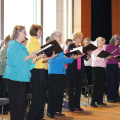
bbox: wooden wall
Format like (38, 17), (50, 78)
(112, 0), (120, 36)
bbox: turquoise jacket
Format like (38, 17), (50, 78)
(48, 52), (73, 74)
(3, 40), (35, 82)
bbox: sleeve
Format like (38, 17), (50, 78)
(27, 59), (35, 70)
(64, 57), (74, 64)
(0, 49), (7, 69)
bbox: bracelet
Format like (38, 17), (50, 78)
(36, 58), (38, 61)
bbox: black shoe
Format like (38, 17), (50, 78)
(90, 102), (98, 108)
(113, 99), (120, 102)
(47, 113), (54, 118)
(55, 112), (65, 116)
(76, 107), (84, 111)
(70, 108), (77, 113)
(97, 102), (107, 106)
(107, 100), (115, 103)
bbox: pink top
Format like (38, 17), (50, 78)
(75, 45), (81, 70)
(64, 49), (68, 69)
(91, 48), (106, 68)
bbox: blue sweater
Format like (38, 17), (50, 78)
(3, 40), (35, 82)
(48, 52), (73, 74)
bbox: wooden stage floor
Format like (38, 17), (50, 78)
(1, 96), (120, 120)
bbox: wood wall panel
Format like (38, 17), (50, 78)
(112, 0), (120, 36)
(81, 0), (91, 39)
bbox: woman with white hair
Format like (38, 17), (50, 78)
(47, 30), (75, 118)
(105, 35), (120, 103)
(90, 37), (111, 107)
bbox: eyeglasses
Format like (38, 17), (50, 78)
(56, 36), (62, 38)
(78, 36), (83, 39)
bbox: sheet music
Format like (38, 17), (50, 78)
(36, 44), (52, 54)
(111, 48), (118, 54)
(70, 46), (83, 53)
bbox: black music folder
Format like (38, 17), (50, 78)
(64, 46), (83, 57)
(114, 55), (120, 62)
(97, 50), (111, 58)
(83, 44), (97, 53)
(36, 40), (63, 57)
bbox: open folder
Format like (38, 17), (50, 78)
(64, 46), (83, 57)
(36, 40), (63, 57)
(97, 50), (111, 58)
(83, 44), (97, 53)
(114, 55), (120, 62)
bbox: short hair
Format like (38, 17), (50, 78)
(29, 24), (42, 36)
(51, 30), (62, 41)
(11, 25), (25, 40)
(65, 39), (73, 45)
(45, 36), (50, 42)
(96, 37), (106, 43)
(109, 35), (120, 46)
(72, 32), (83, 41)
(83, 37), (91, 45)
(4, 35), (11, 43)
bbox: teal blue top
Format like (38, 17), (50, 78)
(3, 40), (35, 82)
(48, 52), (73, 74)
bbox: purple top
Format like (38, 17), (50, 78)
(105, 44), (120, 64)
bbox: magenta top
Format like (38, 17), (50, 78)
(105, 44), (120, 64)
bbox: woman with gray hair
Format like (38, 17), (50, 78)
(3, 25), (44, 120)
(105, 35), (120, 103)
(47, 30), (75, 118)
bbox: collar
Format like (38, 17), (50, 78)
(30, 36), (39, 42)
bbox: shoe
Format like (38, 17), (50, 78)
(0, 111), (8, 115)
(47, 113), (54, 118)
(90, 102), (98, 108)
(107, 100), (115, 103)
(97, 102), (107, 106)
(113, 99), (120, 102)
(40, 119), (45, 120)
(76, 107), (84, 111)
(55, 112), (65, 116)
(70, 108), (77, 113)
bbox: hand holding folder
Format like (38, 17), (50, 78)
(97, 50), (112, 58)
(114, 55), (120, 62)
(36, 40), (63, 57)
(97, 48), (118, 58)
(64, 46), (83, 57)
(65, 43), (97, 57)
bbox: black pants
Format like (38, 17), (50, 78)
(0, 75), (8, 97)
(0, 76), (9, 112)
(91, 67), (106, 103)
(29, 69), (47, 120)
(47, 74), (65, 115)
(8, 80), (26, 120)
(68, 70), (82, 110)
(106, 64), (119, 100)
(85, 66), (92, 85)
